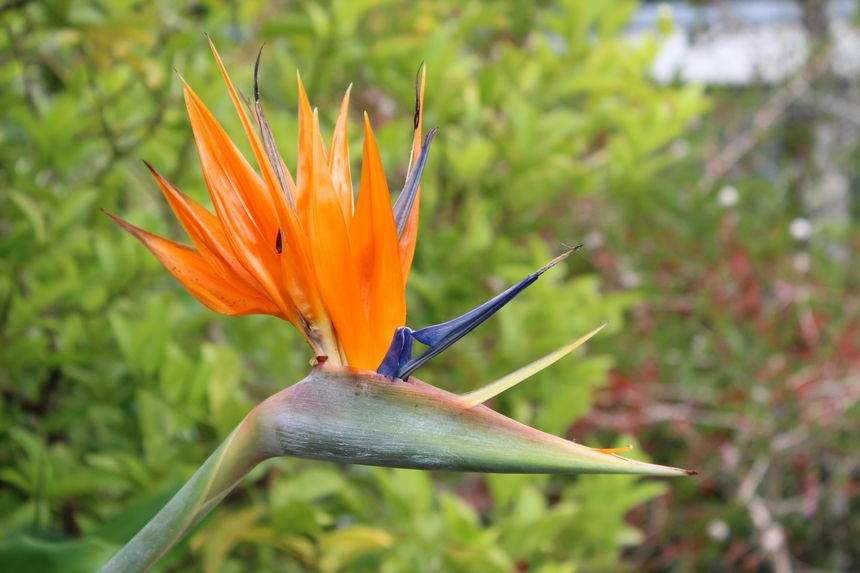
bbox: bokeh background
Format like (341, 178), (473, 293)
(1, 1), (859, 572)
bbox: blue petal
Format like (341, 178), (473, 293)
(377, 327), (414, 378)
(393, 129), (437, 239)
(394, 250), (578, 380)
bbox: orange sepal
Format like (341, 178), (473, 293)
(350, 114), (405, 364)
(106, 211), (281, 317)
(276, 213), (337, 358)
(207, 39), (293, 230)
(182, 81), (298, 327)
(182, 78), (279, 242)
(145, 162), (263, 295)
(294, 73), (315, 230)
(328, 86), (353, 222)
(307, 111), (374, 369)
(205, 44), (337, 357)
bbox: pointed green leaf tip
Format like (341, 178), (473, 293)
(254, 364), (695, 476)
(458, 323), (607, 407)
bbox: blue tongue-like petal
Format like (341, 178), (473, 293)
(377, 249), (579, 380)
(393, 129), (437, 239)
(376, 327), (414, 378)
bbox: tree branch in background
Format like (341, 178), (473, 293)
(699, 50), (832, 193)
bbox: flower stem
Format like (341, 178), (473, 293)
(98, 412), (268, 573)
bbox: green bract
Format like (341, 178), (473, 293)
(101, 364), (691, 573)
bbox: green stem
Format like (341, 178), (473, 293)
(98, 412), (267, 573)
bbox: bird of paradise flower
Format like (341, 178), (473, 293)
(99, 40), (694, 573)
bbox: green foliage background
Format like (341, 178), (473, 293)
(0, 0), (774, 571)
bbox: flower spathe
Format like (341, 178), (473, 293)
(108, 39), (425, 371)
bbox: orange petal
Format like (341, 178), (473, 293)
(328, 85), (353, 222)
(351, 114), (405, 365)
(145, 162), (264, 295)
(398, 64), (426, 287)
(106, 212), (281, 317)
(308, 111), (374, 369)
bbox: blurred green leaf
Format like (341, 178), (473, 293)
(0, 535), (118, 573)
(318, 526), (395, 573)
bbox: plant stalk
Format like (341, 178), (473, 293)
(98, 412), (267, 573)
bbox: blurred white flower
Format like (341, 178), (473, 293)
(707, 519), (730, 542)
(789, 218), (812, 240)
(718, 185), (739, 208)
(761, 524), (785, 552)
